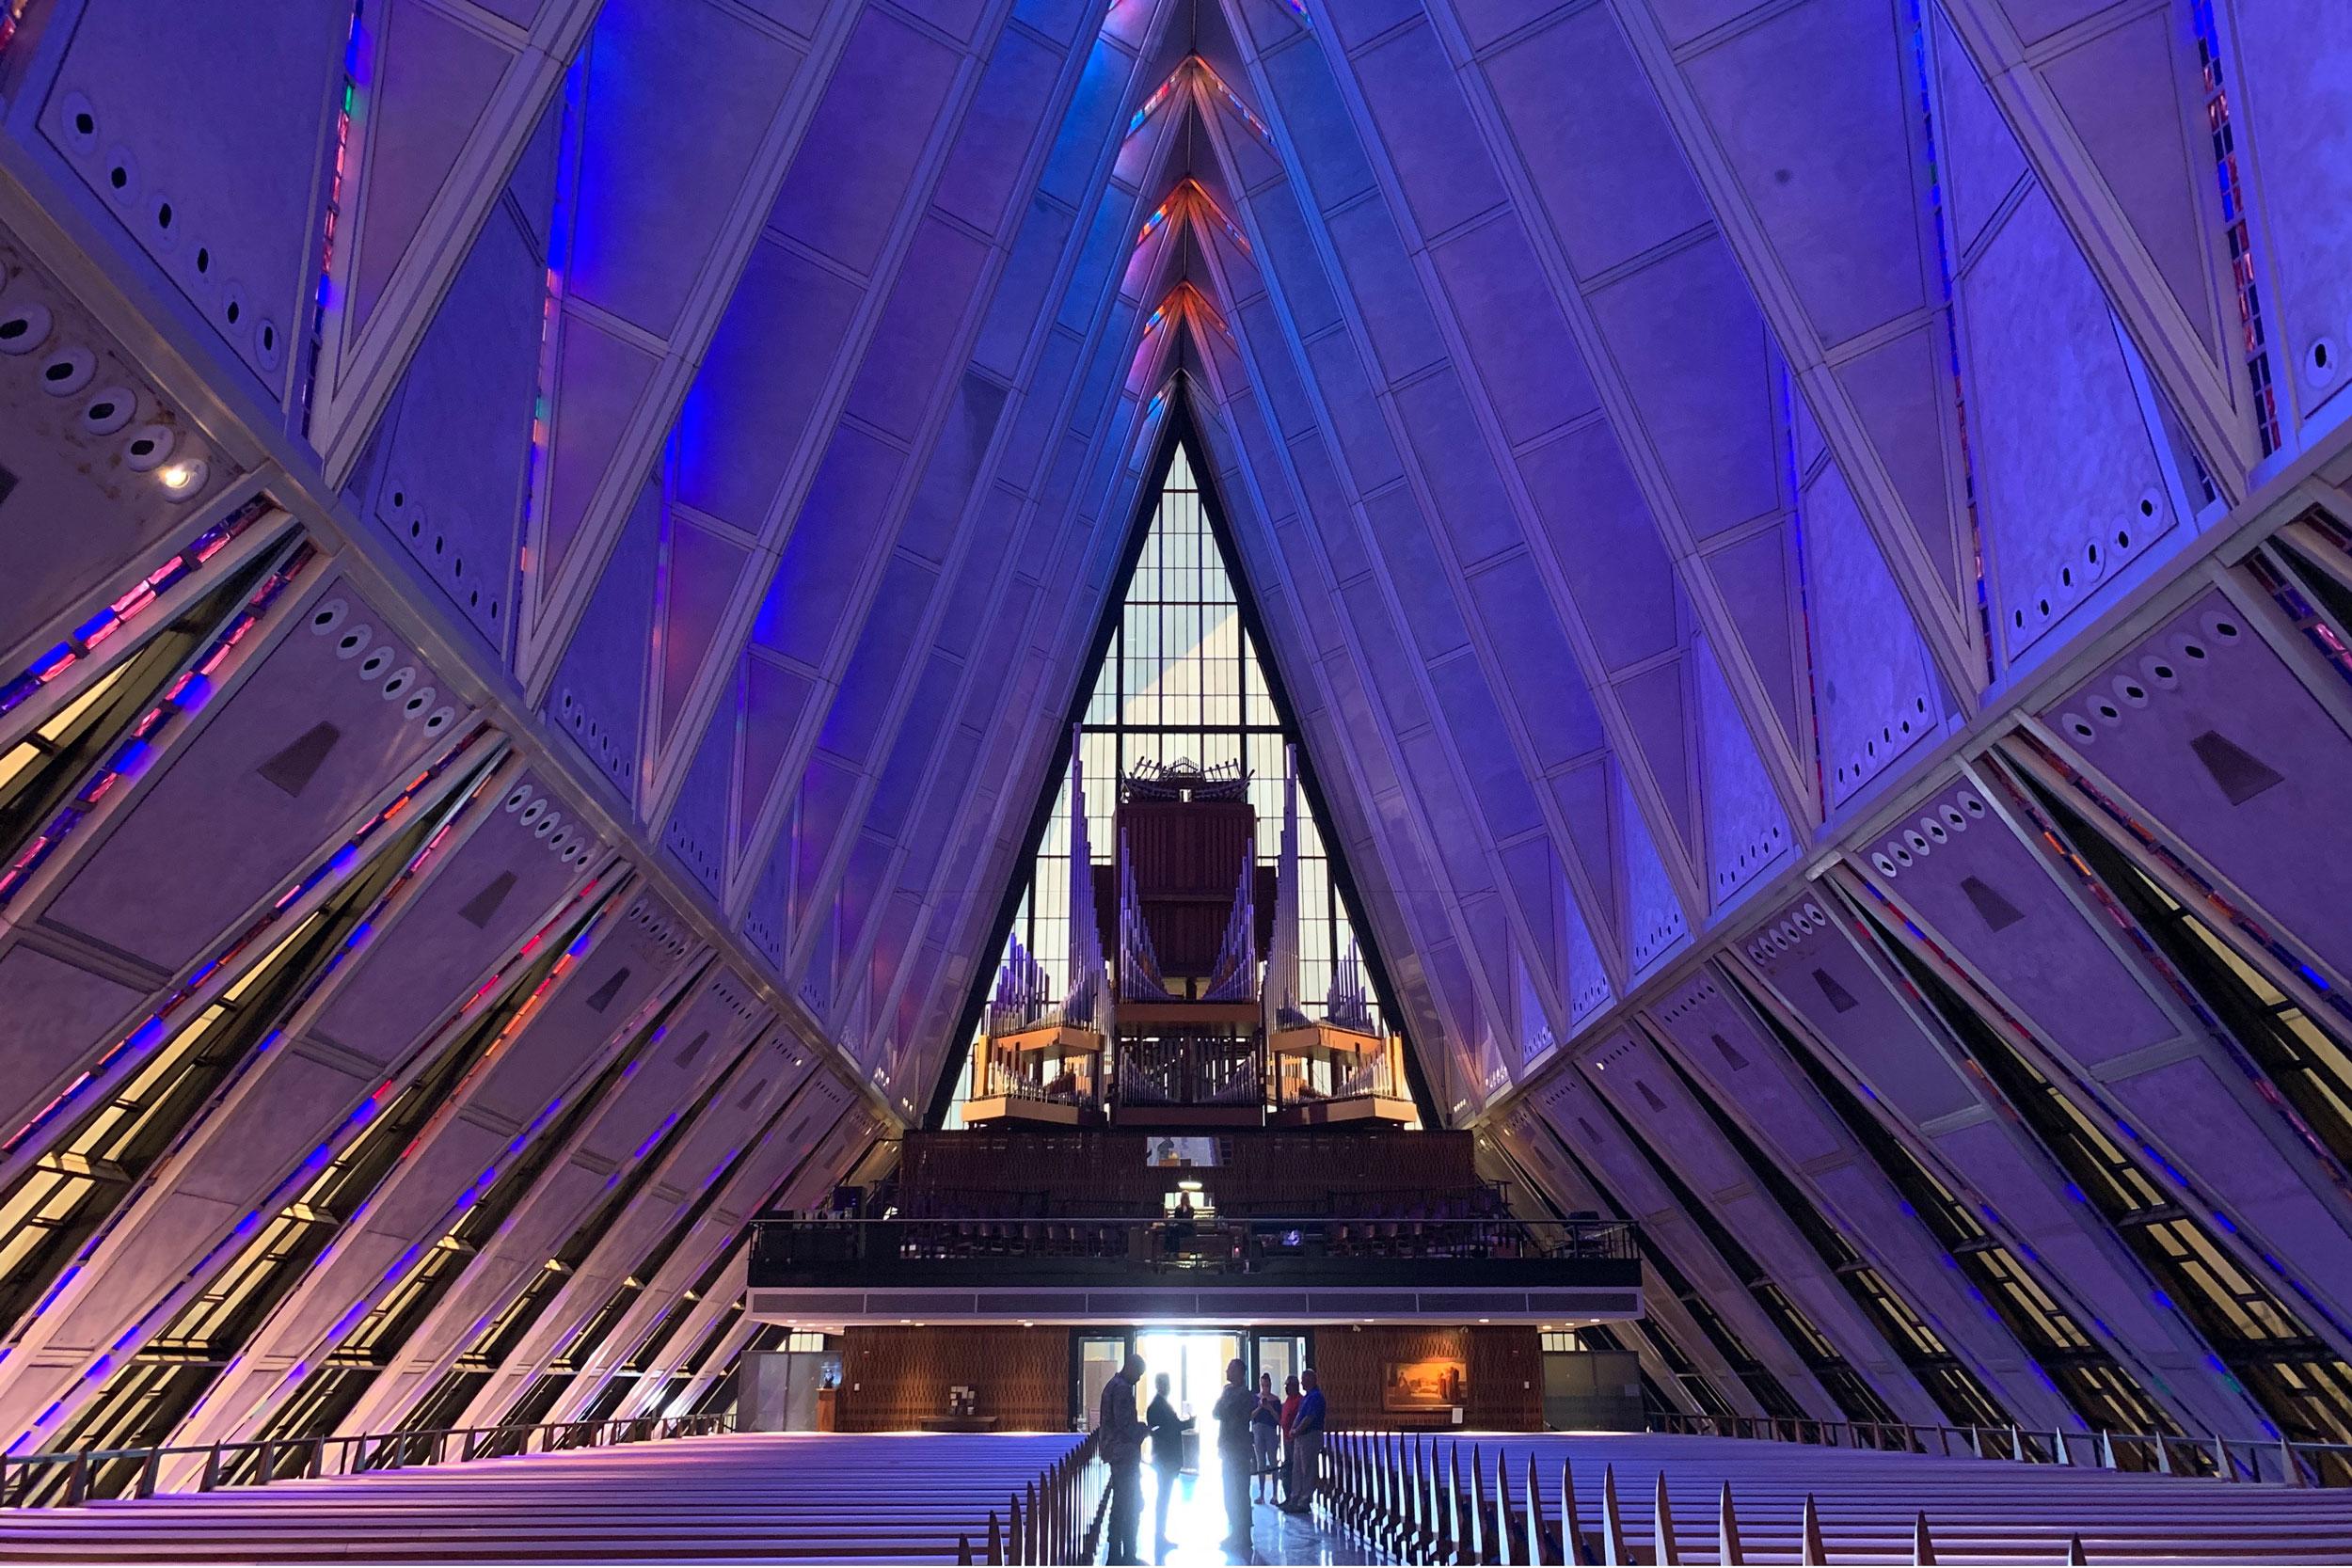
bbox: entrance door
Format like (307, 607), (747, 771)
(1253, 1331), (1308, 1396)
(1135, 1329), (1243, 1473)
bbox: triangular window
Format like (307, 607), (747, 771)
(946, 435), (1399, 1119)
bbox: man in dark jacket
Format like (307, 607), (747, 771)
(1144, 1370), (1193, 1551)
(1100, 1351), (1148, 1564)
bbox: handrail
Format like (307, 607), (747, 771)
(0, 1411), (734, 1510)
(1646, 1409), (2352, 1486)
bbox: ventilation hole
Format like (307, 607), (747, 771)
(123, 423), (174, 472)
(40, 349), (93, 395)
(336, 626), (371, 658)
(155, 200), (172, 230)
(79, 389), (133, 435)
(72, 110), (94, 137)
(195, 246), (211, 275)
(107, 164), (127, 191)
(358, 647), (391, 678)
(0, 304), (53, 353)
(504, 785), (532, 812)
(309, 599), (348, 633)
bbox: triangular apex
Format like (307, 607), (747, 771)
(928, 405), (1431, 1129)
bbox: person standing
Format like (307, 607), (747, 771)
(1281, 1368), (1326, 1516)
(1277, 1375), (1302, 1507)
(1100, 1350), (1149, 1564)
(1248, 1372), (1280, 1502)
(1211, 1357), (1257, 1558)
(1144, 1370), (1193, 1552)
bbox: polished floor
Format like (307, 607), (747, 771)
(1130, 1458), (1384, 1566)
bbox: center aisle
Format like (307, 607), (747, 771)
(1131, 1454), (1385, 1567)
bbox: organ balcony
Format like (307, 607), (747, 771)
(743, 1210), (1643, 1329)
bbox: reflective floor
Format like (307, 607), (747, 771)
(1113, 1461), (1387, 1566)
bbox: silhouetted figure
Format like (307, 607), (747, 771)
(1281, 1368), (1325, 1515)
(1145, 1370), (1192, 1552)
(1101, 1351), (1148, 1564)
(1212, 1357), (1256, 1558)
(1277, 1374), (1301, 1506)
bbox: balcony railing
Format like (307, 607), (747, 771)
(749, 1212), (1640, 1291)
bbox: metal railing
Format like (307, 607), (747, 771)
(751, 1212), (1640, 1274)
(0, 1411), (734, 1510)
(1646, 1409), (2352, 1486)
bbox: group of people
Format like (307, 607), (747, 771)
(1096, 1352), (1327, 1563)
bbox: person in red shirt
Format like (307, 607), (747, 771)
(1278, 1375), (1303, 1507)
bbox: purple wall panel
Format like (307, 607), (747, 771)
(1427, 214), (1598, 445)
(935, 28), (1066, 236)
(1856, 778), (2174, 1062)
(662, 696), (734, 900)
(1694, 634), (1792, 908)
(1741, 895), (1978, 1124)
(544, 473), (658, 799)
(1517, 421), (1676, 672)
(310, 770), (603, 1067)
(358, 196), (538, 652)
(2040, 590), (2352, 979)
(1803, 459), (1945, 806)
(469, 892), (695, 1125)
(1677, 0), (1924, 345)
(1958, 188), (2173, 667)
(0, 236), (240, 659)
(1322, 199), (1446, 383)
(767, 9), (959, 277)
(41, 575), (472, 973)
(843, 218), (991, 442)
(1394, 370), (1520, 568)
(675, 239), (865, 532)
(1584, 241), (1780, 542)
(2233, 0), (2352, 429)
(40, 0), (347, 402)
(342, 0), (515, 337)
(1482, 7), (1708, 282)
(1350, 20), (1507, 237)
(0, 946), (146, 1147)
(566, 0), (804, 336)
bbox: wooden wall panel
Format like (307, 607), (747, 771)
(836, 1327), (1070, 1433)
(1311, 1325), (1542, 1433)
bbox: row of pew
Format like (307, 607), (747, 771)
(0, 1433), (1085, 1562)
(1324, 1431), (2352, 1564)
(8, 1428), (2352, 1562)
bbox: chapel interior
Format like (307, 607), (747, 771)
(1, 0), (2351, 1560)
